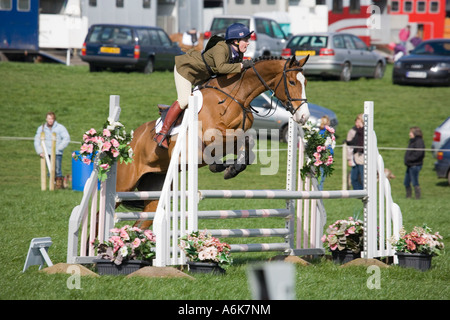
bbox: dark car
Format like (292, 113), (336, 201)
(434, 138), (450, 185)
(393, 38), (450, 85)
(81, 24), (184, 73)
(282, 32), (385, 81)
(250, 91), (338, 143)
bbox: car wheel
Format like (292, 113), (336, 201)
(447, 170), (450, 186)
(143, 59), (154, 74)
(340, 62), (351, 81)
(373, 62), (384, 79)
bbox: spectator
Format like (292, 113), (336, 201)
(346, 114), (364, 190)
(34, 112), (70, 189)
(399, 25), (410, 47)
(318, 116), (334, 190)
(404, 126), (425, 199)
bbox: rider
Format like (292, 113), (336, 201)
(154, 23), (255, 149)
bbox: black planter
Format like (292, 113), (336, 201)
(395, 252), (432, 271)
(331, 250), (361, 264)
(187, 261), (225, 274)
(94, 259), (151, 275)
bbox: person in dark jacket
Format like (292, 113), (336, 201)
(404, 126), (425, 199)
(154, 23), (255, 149)
(346, 114), (364, 190)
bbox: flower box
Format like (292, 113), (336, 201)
(187, 261), (225, 274)
(331, 250), (361, 264)
(395, 252), (432, 271)
(179, 230), (232, 272)
(94, 259), (151, 275)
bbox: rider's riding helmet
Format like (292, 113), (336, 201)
(225, 23), (254, 41)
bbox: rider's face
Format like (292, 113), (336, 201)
(237, 37), (250, 53)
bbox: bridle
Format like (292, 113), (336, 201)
(198, 57), (308, 129)
(252, 58), (308, 116)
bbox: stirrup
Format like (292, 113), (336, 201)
(154, 132), (169, 149)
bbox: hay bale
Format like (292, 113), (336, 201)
(126, 266), (195, 279)
(40, 263), (99, 277)
(340, 258), (390, 268)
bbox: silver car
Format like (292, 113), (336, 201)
(432, 117), (450, 158)
(282, 32), (386, 81)
(250, 91), (338, 143)
(204, 15), (287, 59)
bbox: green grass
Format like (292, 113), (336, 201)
(0, 62), (449, 301)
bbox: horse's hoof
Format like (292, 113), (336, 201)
(223, 164), (246, 180)
(209, 163), (227, 173)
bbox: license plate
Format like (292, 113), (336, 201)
(100, 47), (121, 54)
(295, 50), (316, 56)
(406, 71), (427, 79)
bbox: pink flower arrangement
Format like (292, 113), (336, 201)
(300, 122), (336, 181)
(179, 230), (232, 269)
(391, 225), (444, 256)
(93, 225), (156, 265)
(73, 118), (134, 181)
(321, 217), (364, 253)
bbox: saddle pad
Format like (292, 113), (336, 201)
(155, 88), (203, 136)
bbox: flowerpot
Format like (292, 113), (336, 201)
(187, 261), (225, 274)
(331, 250), (361, 264)
(94, 259), (151, 275)
(395, 252), (432, 271)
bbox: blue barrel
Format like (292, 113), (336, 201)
(71, 151), (99, 191)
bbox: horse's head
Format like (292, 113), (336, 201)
(273, 55), (310, 125)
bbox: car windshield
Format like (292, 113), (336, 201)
(87, 26), (134, 45)
(211, 18), (250, 32)
(411, 41), (450, 56)
(287, 35), (328, 49)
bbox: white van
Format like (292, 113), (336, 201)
(204, 15), (287, 59)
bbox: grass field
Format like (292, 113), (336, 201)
(0, 61), (449, 301)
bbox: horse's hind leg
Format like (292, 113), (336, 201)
(133, 173), (166, 229)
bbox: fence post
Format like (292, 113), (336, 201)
(364, 101), (377, 258)
(49, 133), (56, 191)
(40, 132), (46, 191)
(103, 95), (121, 241)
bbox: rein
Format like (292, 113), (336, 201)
(198, 58), (307, 129)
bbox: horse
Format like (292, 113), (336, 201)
(116, 55), (310, 229)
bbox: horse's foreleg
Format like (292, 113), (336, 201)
(223, 135), (255, 179)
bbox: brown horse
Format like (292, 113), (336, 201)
(116, 55), (310, 228)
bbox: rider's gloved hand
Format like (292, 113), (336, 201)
(242, 59), (254, 69)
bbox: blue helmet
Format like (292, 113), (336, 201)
(225, 23), (254, 41)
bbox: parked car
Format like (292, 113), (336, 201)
(81, 24), (184, 73)
(204, 15), (287, 59)
(282, 32), (386, 81)
(432, 117), (450, 158)
(393, 38), (450, 85)
(250, 91), (338, 143)
(434, 138), (450, 185)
